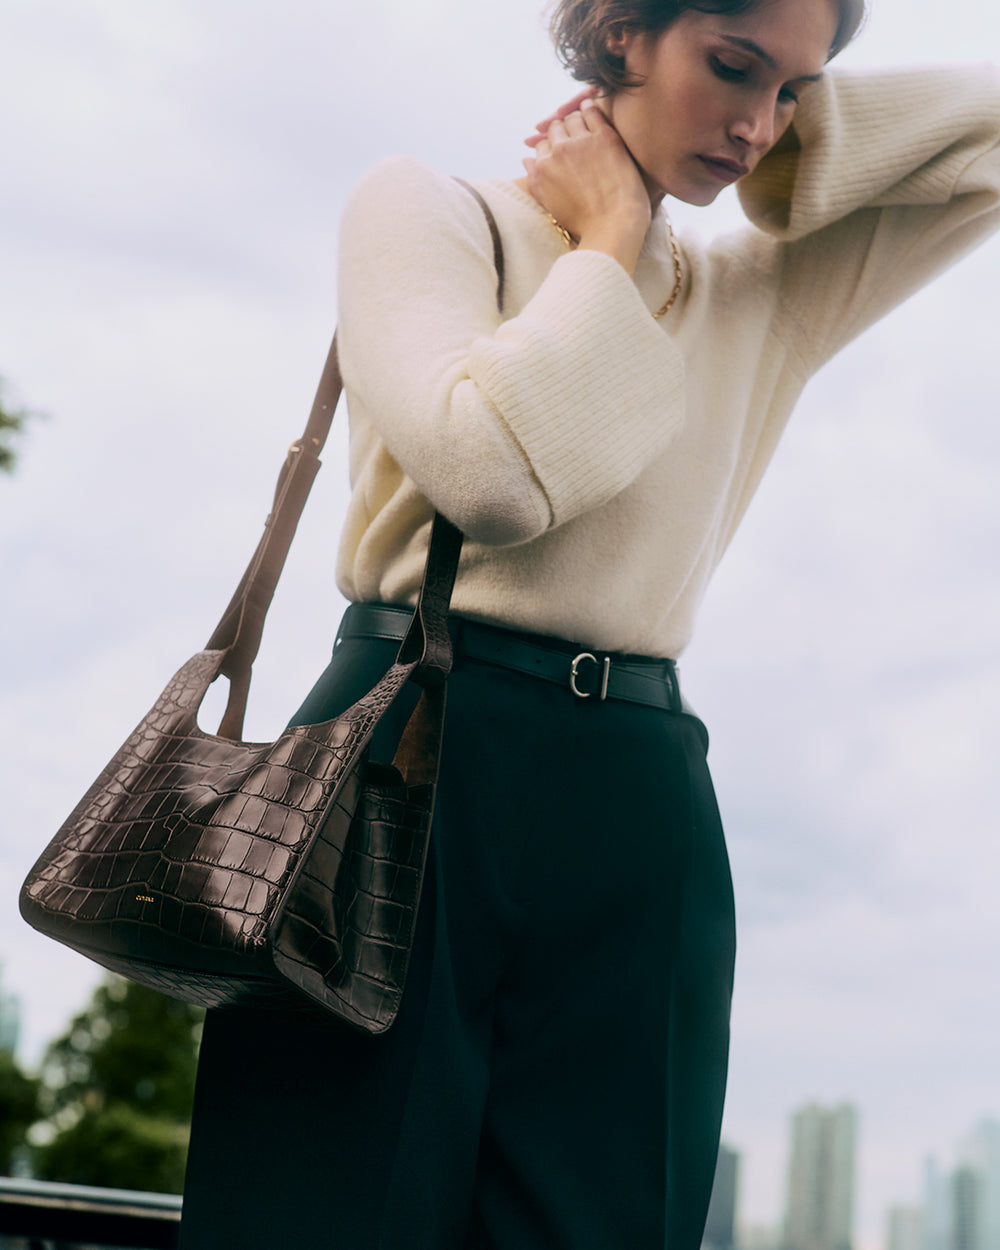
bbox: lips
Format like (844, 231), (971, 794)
(698, 155), (751, 182)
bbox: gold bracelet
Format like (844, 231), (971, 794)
(542, 208), (576, 249)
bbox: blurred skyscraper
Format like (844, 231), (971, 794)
(0, 979), (20, 1053)
(899, 1123), (1000, 1250)
(957, 1120), (1000, 1250)
(782, 1102), (857, 1250)
(926, 1155), (952, 1250)
(704, 1142), (741, 1250)
(886, 1204), (924, 1250)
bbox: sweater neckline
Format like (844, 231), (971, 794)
(482, 177), (673, 262)
(484, 178), (565, 227)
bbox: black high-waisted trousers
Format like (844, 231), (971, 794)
(179, 613), (736, 1250)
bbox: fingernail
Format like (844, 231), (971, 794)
(581, 97), (595, 109)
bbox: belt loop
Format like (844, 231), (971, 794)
(671, 663), (683, 714)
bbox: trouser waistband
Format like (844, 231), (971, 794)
(336, 602), (691, 715)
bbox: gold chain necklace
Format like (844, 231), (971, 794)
(542, 208), (683, 319)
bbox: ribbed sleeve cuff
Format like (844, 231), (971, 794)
(470, 249), (685, 527)
(739, 64), (1000, 240)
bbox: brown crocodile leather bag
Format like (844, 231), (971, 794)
(19, 183), (503, 1035)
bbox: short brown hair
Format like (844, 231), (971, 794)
(549, 0), (867, 91)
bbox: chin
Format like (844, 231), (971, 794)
(655, 167), (727, 208)
(669, 184), (724, 208)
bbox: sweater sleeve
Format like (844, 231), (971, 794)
(736, 64), (1000, 366)
(336, 157), (686, 546)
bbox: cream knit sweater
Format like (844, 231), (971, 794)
(335, 65), (1000, 658)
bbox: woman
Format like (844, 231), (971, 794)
(179, 1), (1000, 1246)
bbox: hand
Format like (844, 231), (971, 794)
(522, 95), (651, 274)
(525, 87), (600, 149)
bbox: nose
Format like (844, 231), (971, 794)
(729, 98), (778, 153)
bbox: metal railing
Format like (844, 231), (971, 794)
(0, 1177), (180, 1249)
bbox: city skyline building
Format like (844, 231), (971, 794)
(926, 1155), (952, 1250)
(917, 1121), (1000, 1250)
(704, 1142), (741, 1250)
(782, 1101), (857, 1250)
(959, 1120), (1000, 1250)
(886, 1204), (924, 1250)
(952, 1166), (981, 1250)
(0, 979), (20, 1053)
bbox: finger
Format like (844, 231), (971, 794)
(533, 110), (566, 138)
(552, 86), (598, 119)
(545, 117), (569, 145)
(578, 96), (610, 130)
(526, 98), (611, 149)
(532, 86), (598, 132)
(521, 157), (542, 199)
(561, 109), (590, 137)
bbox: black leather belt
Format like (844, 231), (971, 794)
(336, 602), (691, 715)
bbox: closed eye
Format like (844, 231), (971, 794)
(710, 55), (803, 106)
(710, 56), (749, 83)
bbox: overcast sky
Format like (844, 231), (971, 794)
(2, 1), (998, 1243)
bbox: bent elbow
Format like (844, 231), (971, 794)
(450, 489), (552, 548)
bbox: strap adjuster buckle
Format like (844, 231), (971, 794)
(569, 652), (611, 700)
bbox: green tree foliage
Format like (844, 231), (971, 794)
(0, 1049), (40, 1175)
(0, 972), (40, 1175)
(0, 377), (39, 474)
(33, 977), (203, 1194)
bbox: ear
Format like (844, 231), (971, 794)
(605, 21), (646, 66)
(605, 21), (634, 57)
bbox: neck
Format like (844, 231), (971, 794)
(595, 95), (666, 212)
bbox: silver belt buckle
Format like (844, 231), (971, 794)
(569, 652), (611, 700)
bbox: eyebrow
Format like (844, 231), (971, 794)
(720, 35), (824, 82)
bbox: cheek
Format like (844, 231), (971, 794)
(652, 67), (722, 141)
(678, 78), (729, 132)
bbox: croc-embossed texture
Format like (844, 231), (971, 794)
(21, 183), (499, 1035)
(18, 340), (465, 1035)
(19, 638), (449, 1033)
(20, 490), (461, 1029)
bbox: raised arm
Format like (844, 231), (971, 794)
(736, 63), (1000, 366)
(336, 157), (687, 546)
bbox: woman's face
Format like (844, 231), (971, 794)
(603, 0), (839, 206)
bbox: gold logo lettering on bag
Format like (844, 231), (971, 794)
(135, 894), (154, 903)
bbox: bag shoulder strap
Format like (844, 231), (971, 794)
(208, 179), (505, 738)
